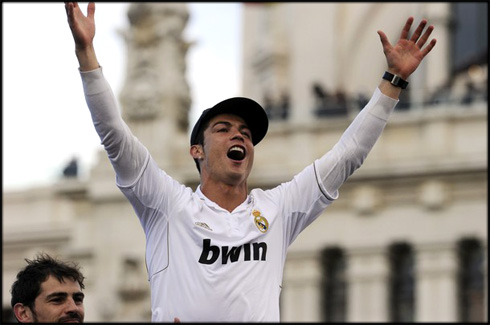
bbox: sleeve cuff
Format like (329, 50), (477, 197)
(79, 67), (110, 96)
(368, 87), (399, 121)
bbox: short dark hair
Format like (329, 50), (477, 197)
(10, 253), (85, 310)
(192, 119), (210, 174)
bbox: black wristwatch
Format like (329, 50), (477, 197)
(382, 71), (409, 89)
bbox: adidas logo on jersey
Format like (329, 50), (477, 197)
(195, 221), (213, 231)
(198, 239), (267, 265)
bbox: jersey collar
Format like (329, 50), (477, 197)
(196, 185), (252, 214)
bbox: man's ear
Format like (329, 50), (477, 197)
(13, 303), (34, 323)
(190, 144), (204, 160)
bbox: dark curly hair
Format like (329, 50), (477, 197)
(10, 252), (85, 311)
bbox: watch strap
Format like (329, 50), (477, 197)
(382, 71), (409, 89)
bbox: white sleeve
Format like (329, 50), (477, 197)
(314, 87), (398, 200)
(80, 67), (149, 187)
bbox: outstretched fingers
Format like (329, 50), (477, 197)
(65, 2), (76, 27)
(412, 19), (437, 58)
(65, 2), (82, 22)
(416, 24), (434, 48)
(64, 2), (78, 15)
(421, 38), (437, 58)
(409, 19), (428, 43)
(399, 16), (414, 40)
(377, 30), (392, 54)
(65, 2), (94, 21)
(405, 17), (437, 57)
(87, 2), (95, 20)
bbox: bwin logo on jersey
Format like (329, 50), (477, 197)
(253, 210), (269, 233)
(199, 239), (267, 265)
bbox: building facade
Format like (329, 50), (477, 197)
(3, 2), (487, 322)
(242, 3), (487, 322)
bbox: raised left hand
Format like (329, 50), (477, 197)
(377, 16), (437, 80)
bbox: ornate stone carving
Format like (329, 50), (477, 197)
(120, 3), (191, 131)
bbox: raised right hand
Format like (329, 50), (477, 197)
(65, 2), (95, 50)
(64, 2), (99, 71)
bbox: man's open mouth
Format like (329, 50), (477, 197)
(227, 146), (246, 161)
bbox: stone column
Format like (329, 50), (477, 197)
(415, 242), (458, 322)
(346, 247), (389, 322)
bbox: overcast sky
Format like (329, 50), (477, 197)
(3, 2), (242, 191)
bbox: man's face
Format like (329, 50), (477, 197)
(198, 113), (254, 185)
(17, 275), (85, 323)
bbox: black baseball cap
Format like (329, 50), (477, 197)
(190, 97), (269, 146)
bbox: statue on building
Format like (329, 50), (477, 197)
(119, 3), (191, 131)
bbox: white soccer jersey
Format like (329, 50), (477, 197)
(80, 67), (397, 322)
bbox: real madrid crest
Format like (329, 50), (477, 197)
(252, 209), (269, 233)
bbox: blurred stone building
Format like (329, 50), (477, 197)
(3, 2), (487, 322)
